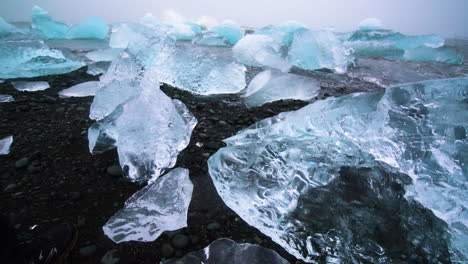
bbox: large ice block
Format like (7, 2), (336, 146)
(12, 81), (49, 92)
(193, 22), (245, 46)
(89, 65), (197, 182)
(403, 46), (464, 64)
(192, 32), (231, 46)
(59, 81), (99, 98)
(103, 168), (193, 243)
(209, 77), (467, 263)
(65, 17), (109, 39)
(255, 21), (308, 46)
(31, 6), (69, 39)
(162, 238), (289, 264)
(0, 95), (14, 102)
(0, 17), (22, 37)
(243, 70), (320, 107)
(0, 136), (13, 155)
(86, 48), (124, 62)
(288, 29), (352, 73)
(233, 35), (291, 72)
(0, 39), (84, 79)
(152, 42), (246, 95)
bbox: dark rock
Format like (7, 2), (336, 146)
(107, 165), (122, 177)
(171, 234), (190, 249)
(79, 245), (97, 257)
(15, 158), (29, 169)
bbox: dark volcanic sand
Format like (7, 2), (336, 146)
(0, 67), (382, 264)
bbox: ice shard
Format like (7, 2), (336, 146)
(103, 168), (193, 243)
(162, 238), (289, 264)
(255, 21), (308, 46)
(152, 42), (246, 95)
(0, 95), (14, 103)
(89, 64), (197, 182)
(59, 81), (99, 98)
(12, 81), (49, 92)
(243, 70), (320, 107)
(0, 136), (13, 155)
(287, 29), (352, 73)
(209, 77), (468, 263)
(31, 6), (69, 39)
(0, 39), (84, 79)
(65, 17), (109, 39)
(233, 35), (292, 72)
(193, 22), (245, 46)
(0, 17), (22, 37)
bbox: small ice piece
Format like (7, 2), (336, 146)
(103, 168), (193, 243)
(255, 21), (308, 46)
(86, 48), (124, 62)
(288, 29), (351, 73)
(403, 46), (464, 64)
(358, 18), (384, 31)
(0, 17), (22, 37)
(86, 61), (111, 76)
(169, 23), (197, 40)
(65, 17), (109, 39)
(162, 238), (289, 264)
(12, 81), (49, 92)
(59, 81), (99, 98)
(243, 70), (320, 107)
(233, 35), (292, 72)
(0, 95), (14, 102)
(31, 6), (69, 39)
(0, 136), (13, 155)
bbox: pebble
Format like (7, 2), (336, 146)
(107, 165), (122, 177)
(79, 245), (97, 257)
(3, 184), (17, 192)
(101, 249), (119, 264)
(189, 235), (200, 245)
(218, 120), (227, 126)
(160, 243), (174, 258)
(77, 216), (86, 228)
(15, 158), (29, 168)
(171, 234), (190, 249)
(206, 222), (221, 231)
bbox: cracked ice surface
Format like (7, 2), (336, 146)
(59, 81), (99, 98)
(12, 81), (49, 92)
(89, 60), (197, 182)
(242, 70), (320, 107)
(103, 168), (193, 243)
(0, 136), (13, 155)
(209, 77), (467, 263)
(162, 238), (289, 264)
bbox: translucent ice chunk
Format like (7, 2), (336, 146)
(103, 168), (193, 243)
(0, 17), (22, 37)
(12, 81), (49, 92)
(193, 22), (245, 46)
(243, 70), (320, 107)
(89, 66), (197, 182)
(65, 17), (109, 39)
(86, 61), (110, 76)
(31, 6), (69, 39)
(0, 95), (14, 102)
(255, 21), (308, 46)
(0, 136), (13, 155)
(0, 39), (84, 79)
(59, 81), (99, 98)
(153, 42), (246, 95)
(233, 35), (292, 72)
(86, 48), (124, 62)
(358, 18), (383, 31)
(209, 77), (468, 263)
(403, 46), (464, 64)
(288, 29), (352, 73)
(162, 238), (289, 264)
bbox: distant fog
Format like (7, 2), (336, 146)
(0, 0), (467, 38)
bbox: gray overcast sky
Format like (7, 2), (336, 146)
(0, 0), (466, 38)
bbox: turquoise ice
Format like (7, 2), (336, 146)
(193, 22), (245, 46)
(255, 21), (308, 46)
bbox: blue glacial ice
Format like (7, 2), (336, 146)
(103, 168), (193, 243)
(0, 17), (22, 37)
(59, 81), (99, 98)
(255, 21), (308, 46)
(31, 6), (69, 39)
(0, 95), (14, 103)
(288, 29), (352, 73)
(233, 35), (292, 72)
(209, 77), (468, 263)
(162, 238), (289, 264)
(0, 136), (13, 155)
(89, 59), (197, 183)
(242, 70), (320, 107)
(65, 17), (109, 39)
(193, 22), (245, 46)
(0, 39), (84, 79)
(12, 81), (50, 92)
(358, 18), (384, 31)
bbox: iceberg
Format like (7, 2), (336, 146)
(0, 17), (22, 37)
(243, 70), (320, 107)
(0, 39), (84, 79)
(162, 238), (289, 264)
(255, 21), (308, 46)
(12, 81), (49, 92)
(0, 95), (14, 102)
(0, 136), (13, 155)
(193, 22), (245, 46)
(209, 77), (468, 263)
(103, 168), (193, 243)
(153, 42), (246, 95)
(58, 81), (99, 98)
(89, 63), (197, 182)
(233, 35), (292, 72)
(288, 29), (352, 73)
(358, 18), (384, 31)
(65, 17), (109, 39)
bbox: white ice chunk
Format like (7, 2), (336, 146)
(59, 81), (99, 98)
(0, 95), (14, 102)
(243, 70), (320, 107)
(358, 18), (384, 31)
(65, 17), (109, 40)
(12, 81), (50, 92)
(233, 35), (292, 72)
(0, 136), (13, 155)
(86, 61), (110, 76)
(103, 168), (193, 243)
(86, 48), (124, 62)
(162, 238), (289, 264)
